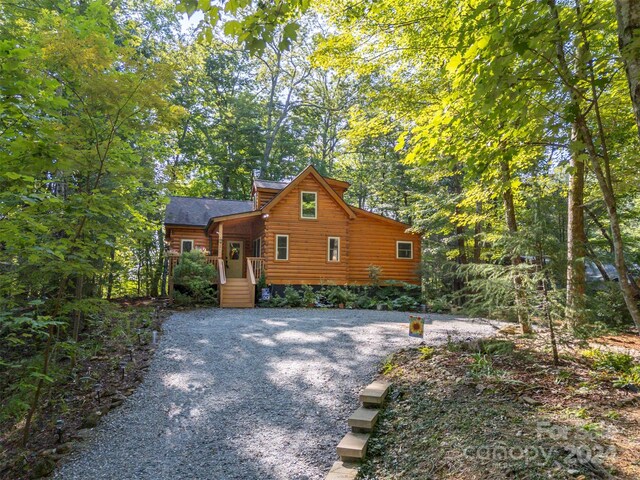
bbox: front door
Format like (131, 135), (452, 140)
(225, 240), (244, 278)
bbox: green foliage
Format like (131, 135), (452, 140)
(283, 285), (303, 307)
(584, 284), (634, 332)
(172, 251), (218, 305)
(469, 353), (495, 378)
(325, 286), (356, 307)
(581, 349), (636, 373)
(418, 346), (435, 360)
(612, 366), (640, 389)
(391, 295), (419, 312)
(301, 285), (317, 306)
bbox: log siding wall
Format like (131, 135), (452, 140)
(264, 175), (350, 285)
(166, 173), (421, 288)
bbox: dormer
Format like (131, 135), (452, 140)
(251, 179), (289, 209)
(324, 177), (350, 198)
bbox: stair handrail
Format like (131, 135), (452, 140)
(217, 257), (226, 285)
(247, 258), (256, 285)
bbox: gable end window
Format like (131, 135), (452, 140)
(300, 191), (317, 219)
(275, 234), (289, 261)
(181, 239), (194, 253)
(327, 237), (340, 262)
(396, 241), (413, 259)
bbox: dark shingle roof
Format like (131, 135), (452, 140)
(165, 197), (254, 226)
(254, 179), (289, 190)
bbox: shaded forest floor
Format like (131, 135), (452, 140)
(0, 299), (170, 480)
(361, 330), (640, 480)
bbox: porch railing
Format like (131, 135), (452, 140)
(247, 257), (265, 284)
(167, 252), (220, 285)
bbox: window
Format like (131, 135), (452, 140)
(275, 234), (289, 261)
(327, 237), (340, 262)
(396, 241), (413, 259)
(181, 239), (194, 253)
(300, 191), (317, 219)
(253, 237), (262, 257)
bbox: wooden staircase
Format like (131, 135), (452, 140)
(220, 278), (254, 308)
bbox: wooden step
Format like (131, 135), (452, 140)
(348, 407), (379, 433)
(360, 380), (391, 407)
(220, 279), (254, 308)
(336, 432), (369, 462)
(325, 460), (358, 480)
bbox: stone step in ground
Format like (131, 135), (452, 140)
(325, 460), (359, 480)
(359, 380), (391, 407)
(347, 407), (379, 433)
(336, 432), (370, 462)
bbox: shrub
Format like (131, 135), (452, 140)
(392, 295), (419, 311)
(613, 365), (640, 389)
(301, 285), (317, 306)
(326, 286), (356, 307)
(581, 349), (635, 373)
(172, 251), (218, 306)
(584, 283), (634, 333)
(282, 285), (302, 307)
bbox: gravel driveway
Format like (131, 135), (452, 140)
(55, 308), (501, 480)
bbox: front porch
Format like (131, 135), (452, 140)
(167, 213), (265, 308)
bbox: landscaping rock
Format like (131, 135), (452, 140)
(80, 411), (102, 429)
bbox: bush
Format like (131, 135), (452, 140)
(581, 349), (635, 373)
(584, 283), (634, 333)
(283, 285), (302, 307)
(392, 295), (419, 311)
(301, 285), (317, 306)
(172, 251), (218, 306)
(326, 286), (356, 307)
(613, 365), (640, 389)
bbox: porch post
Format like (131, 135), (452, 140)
(217, 222), (224, 258)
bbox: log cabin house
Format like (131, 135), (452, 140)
(164, 165), (421, 307)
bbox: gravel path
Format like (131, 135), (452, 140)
(55, 308), (501, 480)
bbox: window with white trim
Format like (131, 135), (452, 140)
(275, 234), (289, 260)
(396, 241), (413, 259)
(181, 239), (194, 253)
(327, 237), (340, 262)
(300, 191), (317, 219)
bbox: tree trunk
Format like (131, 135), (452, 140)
(150, 229), (164, 297)
(547, 0), (640, 333)
(500, 158), (533, 334)
(473, 202), (482, 263)
(614, 0), (640, 141)
(565, 124), (587, 327)
(106, 246), (116, 300)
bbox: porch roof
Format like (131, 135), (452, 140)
(165, 196), (253, 227)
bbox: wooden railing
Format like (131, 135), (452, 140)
(247, 257), (265, 284)
(168, 252), (220, 285)
(217, 257), (227, 285)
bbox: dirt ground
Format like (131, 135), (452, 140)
(360, 331), (640, 480)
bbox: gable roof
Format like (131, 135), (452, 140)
(165, 197), (253, 227)
(262, 165), (356, 219)
(352, 207), (414, 229)
(254, 179), (289, 190)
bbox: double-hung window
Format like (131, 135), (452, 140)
(327, 237), (340, 262)
(396, 241), (413, 259)
(300, 191), (317, 219)
(276, 234), (289, 261)
(181, 239), (194, 253)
